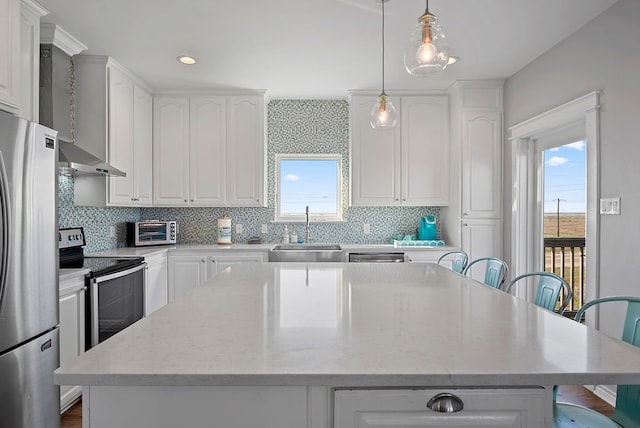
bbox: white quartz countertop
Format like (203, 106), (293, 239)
(55, 263), (640, 388)
(90, 243), (458, 255)
(59, 267), (90, 281)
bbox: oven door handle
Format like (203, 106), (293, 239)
(92, 262), (147, 284)
(90, 262), (146, 347)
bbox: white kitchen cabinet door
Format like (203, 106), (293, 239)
(207, 252), (267, 279)
(462, 110), (502, 219)
(334, 388), (545, 428)
(189, 96), (226, 205)
(107, 66), (135, 205)
(168, 255), (208, 301)
(401, 95), (450, 206)
(226, 95), (266, 207)
(350, 95), (401, 206)
(0, 0), (20, 114)
(132, 84), (153, 205)
(462, 218), (503, 281)
(405, 249), (453, 264)
(19, 0), (47, 121)
(144, 253), (168, 315)
(59, 274), (86, 413)
(153, 97), (190, 206)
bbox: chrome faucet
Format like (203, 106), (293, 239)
(305, 205), (310, 243)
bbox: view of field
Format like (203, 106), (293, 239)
(543, 213), (585, 238)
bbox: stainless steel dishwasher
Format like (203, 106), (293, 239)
(348, 252), (405, 263)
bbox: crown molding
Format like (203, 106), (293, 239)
(40, 23), (87, 56)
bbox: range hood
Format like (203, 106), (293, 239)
(39, 25), (125, 177)
(58, 139), (125, 177)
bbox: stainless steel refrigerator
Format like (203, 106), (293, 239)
(0, 110), (60, 428)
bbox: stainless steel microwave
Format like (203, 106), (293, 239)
(126, 221), (177, 246)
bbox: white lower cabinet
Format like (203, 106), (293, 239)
(144, 253), (168, 315)
(405, 249), (455, 264)
(59, 272), (86, 413)
(167, 255), (208, 302)
(207, 252), (267, 279)
(334, 388), (545, 428)
(168, 251), (267, 301)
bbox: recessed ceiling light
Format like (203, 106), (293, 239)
(177, 55), (196, 65)
(447, 56), (460, 65)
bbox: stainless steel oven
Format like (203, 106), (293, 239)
(59, 228), (146, 350)
(84, 258), (145, 348)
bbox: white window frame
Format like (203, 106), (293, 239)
(275, 153), (343, 223)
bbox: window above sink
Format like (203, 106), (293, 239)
(275, 154), (343, 222)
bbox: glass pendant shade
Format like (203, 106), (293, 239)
(370, 93), (397, 128)
(404, 12), (450, 76)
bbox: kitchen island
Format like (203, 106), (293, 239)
(55, 263), (640, 428)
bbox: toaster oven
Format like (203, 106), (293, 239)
(126, 221), (177, 246)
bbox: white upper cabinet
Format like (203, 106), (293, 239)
(401, 95), (450, 206)
(153, 93), (266, 207)
(153, 97), (190, 205)
(189, 96), (226, 206)
(350, 95), (401, 206)
(106, 69), (153, 206)
(227, 95), (265, 206)
(73, 55), (153, 207)
(350, 93), (449, 206)
(19, 0), (48, 121)
(461, 110), (502, 218)
(0, 0), (21, 114)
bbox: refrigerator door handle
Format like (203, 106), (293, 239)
(0, 151), (9, 308)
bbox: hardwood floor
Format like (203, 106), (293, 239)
(60, 400), (82, 428)
(59, 385), (614, 427)
(555, 385), (614, 418)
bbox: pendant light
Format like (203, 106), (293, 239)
(404, 0), (450, 76)
(370, 0), (397, 129)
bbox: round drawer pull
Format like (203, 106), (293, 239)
(426, 393), (464, 413)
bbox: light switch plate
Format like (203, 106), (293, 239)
(261, 224), (268, 234)
(600, 198), (620, 215)
(236, 224), (243, 234)
(363, 223), (371, 234)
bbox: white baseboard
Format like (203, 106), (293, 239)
(592, 384), (616, 407)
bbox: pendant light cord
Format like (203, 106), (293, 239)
(381, 0), (386, 94)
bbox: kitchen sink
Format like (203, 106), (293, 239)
(268, 244), (345, 262)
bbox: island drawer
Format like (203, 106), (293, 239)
(334, 387), (546, 428)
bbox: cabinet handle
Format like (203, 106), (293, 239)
(426, 393), (464, 413)
(201, 259), (205, 263)
(184, 199), (188, 203)
(190, 199), (194, 202)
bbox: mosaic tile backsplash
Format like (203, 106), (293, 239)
(59, 100), (440, 253)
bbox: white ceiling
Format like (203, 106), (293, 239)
(38, 0), (618, 99)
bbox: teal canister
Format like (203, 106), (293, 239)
(418, 215), (437, 240)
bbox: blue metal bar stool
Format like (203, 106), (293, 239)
(554, 296), (640, 427)
(436, 250), (468, 274)
(463, 257), (509, 289)
(505, 272), (573, 314)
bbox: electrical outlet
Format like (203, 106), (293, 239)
(109, 226), (116, 238)
(236, 224), (243, 234)
(363, 223), (371, 234)
(261, 224), (268, 234)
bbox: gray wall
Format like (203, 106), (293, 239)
(504, 0), (640, 335)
